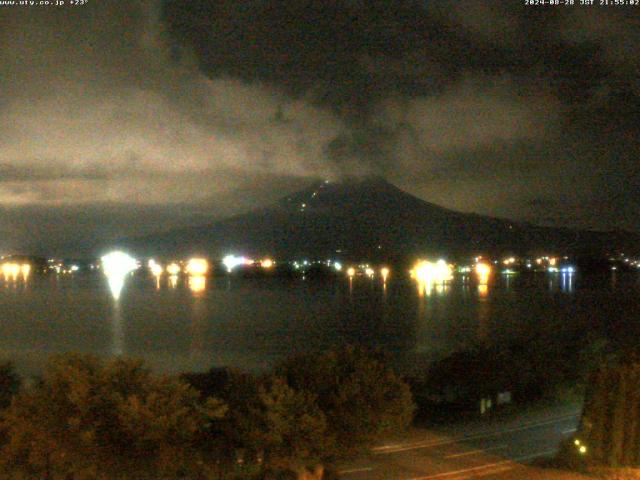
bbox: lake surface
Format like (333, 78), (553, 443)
(1, 270), (639, 377)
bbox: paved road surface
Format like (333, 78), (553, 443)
(336, 403), (589, 479)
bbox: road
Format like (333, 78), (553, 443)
(336, 403), (590, 479)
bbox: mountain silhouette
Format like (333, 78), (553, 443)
(121, 177), (638, 261)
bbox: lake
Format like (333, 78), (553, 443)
(1, 270), (639, 377)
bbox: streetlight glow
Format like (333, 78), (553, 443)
(186, 258), (209, 276)
(166, 263), (181, 275)
(381, 267), (390, 282)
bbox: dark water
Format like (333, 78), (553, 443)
(1, 271), (639, 376)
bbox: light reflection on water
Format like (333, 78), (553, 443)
(0, 270), (635, 377)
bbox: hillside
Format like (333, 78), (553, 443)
(120, 177), (638, 261)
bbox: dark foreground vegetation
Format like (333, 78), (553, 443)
(411, 331), (609, 422)
(0, 347), (414, 479)
(0, 329), (630, 479)
(553, 348), (640, 478)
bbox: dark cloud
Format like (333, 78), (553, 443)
(0, 0), (638, 254)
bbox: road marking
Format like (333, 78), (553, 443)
(375, 416), (572, 452)
(408, 449), (556, 480)
(561, 428), (576, 434)
(338, 467), (374, 475)
(374, 413), (578, 454)
(444, 445), (507, 459)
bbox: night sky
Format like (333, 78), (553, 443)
(1, 1), (638, 254)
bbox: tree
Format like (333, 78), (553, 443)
(577, 349), (640, 467)
(256, 377), (329, 476)
(277, 346), (415, 454)
(0, 362), (20, 410)
(184, 368), (330, 477)
(0, 354), (226, 479)
(183, 368), (264, 461)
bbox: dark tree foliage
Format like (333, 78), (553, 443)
(255, 377), (329, 473)
(0, 362), (20, 410)
(183, 368), (264, 458)
(183, 368), (330, 475)
(420, 332), (609, 415)
(578, 350), (640, 467)
(0, 354), (226, 479)
(277, 346), (415, 454)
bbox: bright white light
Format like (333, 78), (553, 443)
(334, 262), (343, 272)
(101, 251), (137, 278)
(365, 267), (375, 277)
(186, 258), (209, 276)
(561, 266), (575, 274)
(101, 251), (137, 300)
(223, 255), (252, 273)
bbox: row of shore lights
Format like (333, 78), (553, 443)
(0, 262), (31, 281)
(100, 253), (497, 282)
(345, 266), (390, 282)
(101, 252), (213, 299)
(148, 258), (209, 277)
(410, 260), (493, 284)
(99, 251), (497, 292)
